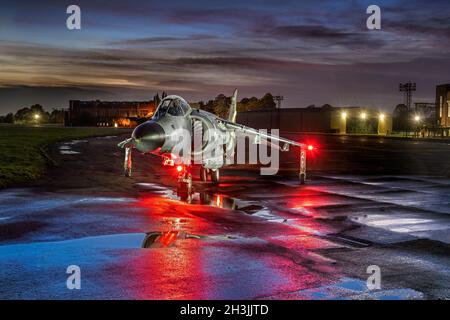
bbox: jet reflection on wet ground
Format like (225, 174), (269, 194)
(141, 231), (201, 248)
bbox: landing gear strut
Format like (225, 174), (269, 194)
(124, 147), (132, 177)
(211, 169), (220, 184)
(299, 148), (306, 184)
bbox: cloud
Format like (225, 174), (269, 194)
(251, 24), (387, 49)
(108, 34), (218, 46)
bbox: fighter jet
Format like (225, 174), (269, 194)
(118, 90), (310, 198)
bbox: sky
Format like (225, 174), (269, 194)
(0, 0), (449, 113)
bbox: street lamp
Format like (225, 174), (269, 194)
(341, 112), (347, 120)
(379, 113), (385, 121)
(360, 112), (367, 120)
(414, 115), (421, 122)
(34, 114), (40, 122)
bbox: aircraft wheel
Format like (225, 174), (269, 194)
(299, 173), (306, 185)
(200, 167), (208, 181)
(211, 169), (220, 184)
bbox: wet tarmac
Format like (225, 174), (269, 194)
(0, 134), (449, 299)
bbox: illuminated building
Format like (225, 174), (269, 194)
(237, 106), (392, 135)
(436, 84), (450, 127)
(67, 100), (156, 127)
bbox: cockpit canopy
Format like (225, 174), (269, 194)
(153, 96), (191, 120)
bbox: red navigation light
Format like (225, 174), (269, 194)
(176, 165), (183, 172)
(308, 145), (314, 151)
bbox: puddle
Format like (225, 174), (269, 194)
(60, 150), (81, 155)
(238, 204), (264, 214)
(290, 277), (423, 300)
(58, 140), (87, 154)
(197, 193), (236, 209)
(59, 143), (81, 155)
(0, 231), (203, 251)
(135, 183), (174, 197)
(65, 139), (88, 145)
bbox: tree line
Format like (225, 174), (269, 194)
(0, 92), (280, 124)
(191, 93), (277, 119)
(0, 104), (65, 124)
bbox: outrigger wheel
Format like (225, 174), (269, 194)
(124, 147), (132, 177)
(299, 148), (306, 185)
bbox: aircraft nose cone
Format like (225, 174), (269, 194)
(132, 121), (166, 152)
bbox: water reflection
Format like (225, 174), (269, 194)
(198, 193), (236, 210)
(141, 231), (201, 248)
(177, 191), (237, 210)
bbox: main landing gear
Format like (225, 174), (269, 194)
(200, 167), (220, 184)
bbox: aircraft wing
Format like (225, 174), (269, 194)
(216, 118), (305, 151)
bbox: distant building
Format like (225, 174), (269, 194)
(67, 100), (156, 127)
(436, 84), (450, 127)
(236, 107), (392, 135)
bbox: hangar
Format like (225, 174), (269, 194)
(236, 106), (392, 135)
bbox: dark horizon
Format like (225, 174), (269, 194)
(1, 0), (450, 114)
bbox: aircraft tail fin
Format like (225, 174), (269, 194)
(228, 89), (238, 123)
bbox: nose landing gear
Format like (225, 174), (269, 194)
(177, 166), (193, 202)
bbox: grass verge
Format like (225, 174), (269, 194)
(0, 125), (131, 188)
